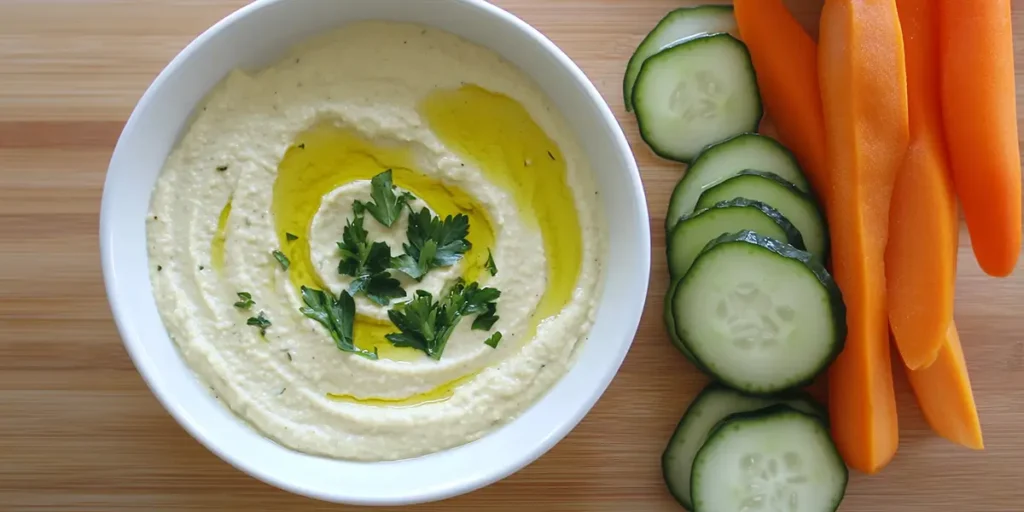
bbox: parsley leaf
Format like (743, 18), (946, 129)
(233, 292), (254, 310)
(354, 170), (414, 227)
(472, 303), (499, 331)
(485, 249), (498, 276)
(246, 311), (271, 336)
(337, 213), (372, 276)
(484, 332), (503, 349)
(393, 208), (471, 280)
(272, 250), (290, 270)
(336, 213), (407, 305)
(337, 214), (393, 277)
(385, 280), (499, 359)
(299, 286), (377, 360)
(351, 271), (406, 306)
(459, 281), (500, 314)
(286, 232), (299, 241)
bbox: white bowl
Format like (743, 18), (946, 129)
(100, 0), (649, 505)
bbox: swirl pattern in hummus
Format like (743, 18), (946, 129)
(147, 21), (604, 461)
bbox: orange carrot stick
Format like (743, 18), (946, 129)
(906, 322), (984, 450)
(886, 0), (958, 370)
(937, 0), (1021, 277)
(733, 0), (830, 206)
(819, 0), (908, 474)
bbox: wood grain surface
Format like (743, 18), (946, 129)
(1, 0), (1022, 510)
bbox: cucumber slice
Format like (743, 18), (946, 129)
(666, 134), (810, 230)
(668, 198), (804, 279)
(696, 170), (829, 261)
(664, 279), (700, 365)
(673, 231), (846, 394)
(633, 34), (762, 163)
(623, 5), (737, 112)
(692, 405), (848, 512)
(662, 384), (828, 510)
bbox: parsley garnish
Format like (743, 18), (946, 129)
(484, 332), (503, 349)
(246, 311), (271, 336)
(351, 272), (406, 307)
(234, 292), (254, 310)
(485, 249), (498, 276)
(354, 170), (414, 228)
(299, 286), (378, 360)
(337, 212), (375, 275)
(336, 212), (407, 306)
(472, 302), (499, 331)
(385, 280), (499, 359)
(392, 208), (471, 280)
(286, 232), (299, 241)
(272, 250), (290, 270)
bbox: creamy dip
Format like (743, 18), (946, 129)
(147, 21), (604, 461)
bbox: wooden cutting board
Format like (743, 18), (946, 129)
(1, 0), (1022, 510)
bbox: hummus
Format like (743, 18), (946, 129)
(147, 21), (605, 461)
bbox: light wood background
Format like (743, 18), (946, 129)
(1, 0), (1023, 510)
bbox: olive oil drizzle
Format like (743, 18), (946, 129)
(272, 123), (496, 362)
(211, 199), (232, 272)
(420, 85), (583, 321)
(211, 85), (582, 407)
(325, 373), (477, 407)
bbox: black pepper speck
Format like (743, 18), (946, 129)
(198, 265), (204, 271)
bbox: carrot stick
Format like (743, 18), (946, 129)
(819, 0), (908, 474)
(937, 0), (1021, 277)
(906, 321), (984, 450)
(733, 0), (830, 206)
(886, 0), (958, 370)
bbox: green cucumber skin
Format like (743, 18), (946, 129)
(664, 279), (702, 367)
(660, 384), (829, 510)
(665, 134), (809, 232)
(661, 383), (730, 510)
(677, 197), (807, 254)
(676, 230), (847, 394)
(623, 5), (736, 112)
(694, 169), (830, 261)
(633, 34), (763, 164)
(692, 405), (848, 512)
(668, 197), (806, 280)
(695, 169), (819, 211)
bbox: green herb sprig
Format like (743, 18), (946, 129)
(272, 250), (290, 270)
(385, 280), (500, 359)
(234, 292), (254, 310)
(246, 311), (271, 336)
(484, 332), (502, 349)
(485, 249), (498, 276)
(299, 286), (378, 360)
(354, 170), (414, 228)
(392, 208), (471, 280)
(336, 212), (406, 306)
